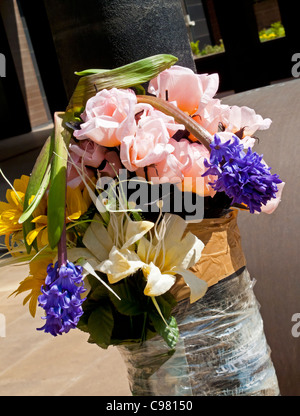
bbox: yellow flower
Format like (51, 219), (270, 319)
(10, 256), (53, 317)
(26, 186), (91, 247)
(0, 175), (29, 249)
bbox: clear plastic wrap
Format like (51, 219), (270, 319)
(118, 268), (280, 396)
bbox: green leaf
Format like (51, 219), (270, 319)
(79, 259), (121, 300)
(156, 293), (178, 320)
(22, 132), (55, 253)
(19, 160), (52, 224)
(67, 54), (178, 112)
(108, 279), (147, 316)
(88, 277), (110, 301)
(87, 273), (107, 292)
(149, 312), (179, 349)
(47, 112), (72, 249)
(77, 314), (89, 333)
(131, 84), (146, 95)
(87, 303), (114, 349)
(74, 69), (110, 76)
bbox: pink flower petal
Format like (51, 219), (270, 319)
(120, 117), (175, 171)
(74, 88), (137, 147)
(148, 66), (219, 115)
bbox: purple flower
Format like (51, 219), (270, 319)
(208, 134), (244, 165)
(37, 261), (86, 336)
(203, 134), (282, 213)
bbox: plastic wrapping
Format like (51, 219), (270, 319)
(118, 268), (280, 396)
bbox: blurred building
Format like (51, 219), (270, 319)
(182, 0), (283, 48)
(0, 0), (52, 139)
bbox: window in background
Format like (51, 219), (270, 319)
(182, 0), (225, 58)
(253, 0), (285, 43)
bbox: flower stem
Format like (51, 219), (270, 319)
(57, 221), (67, 268)
(57, 174), (67, 268)
(136, 95), (213, 151)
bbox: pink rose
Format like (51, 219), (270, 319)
(100, 150), (122, 177)
(138, 138), (190, 185)
(192, 100), (271, 147)
(141, 138), (216, 197)
(73, 88), (137, 146)
(67, 139), (122, 188)
(69, 139), (108, 168)
(148, 66), (219, 115)
(223, 105), (272, 137)
(134, 102), (184, 136)
(67, 152), (95, 189)
(174, 140), (216, 196)
(193, 98), (230, 136)
(120, 117), (175, 171)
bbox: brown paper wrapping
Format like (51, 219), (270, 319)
(170, 209), (247, 302)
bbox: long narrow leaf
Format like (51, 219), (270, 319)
(149, 310), (179, 349)
(22, 132), (55, 253)
(19, 160), (52, 224)
(47, 112), (71, 249)
(74, 69), (110, 76)
(67, 54), (178, 112)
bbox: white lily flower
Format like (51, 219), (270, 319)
(143, 262), (176, 297)
(81, 213), (154, 259)
(96, 246), (145, 284)
(137, 213), (208, 303)
(76, 212), (154, 286)
(70, 211), (207, 304)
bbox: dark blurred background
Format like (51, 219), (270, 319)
(1, 0), (298, 140)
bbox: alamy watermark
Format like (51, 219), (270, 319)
(0, 53), (6, 77)
(0, 313), (5, 338)
(96, 169), (205, 222)
(291, 53), (300, 78)
(291, 313), (300, 338)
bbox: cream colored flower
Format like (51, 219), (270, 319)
(98, 246), (144, 284)
(70, 212), (154, 288)
(137, 213), (207, 303)
(73, 211), (207, 304)
(142, 262), (176, 298)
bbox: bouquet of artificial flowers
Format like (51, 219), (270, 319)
(0, 55), (284, 355)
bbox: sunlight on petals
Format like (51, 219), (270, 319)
(143, 262), (176, 297)
(97, 246), (144, 284)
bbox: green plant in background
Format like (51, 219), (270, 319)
(191, 39), (225, 58)
(191, 21), (285, 58)
(259, 21), (285, 42)
(190, 40), (201, 56)
(200, 40), (225, 56)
